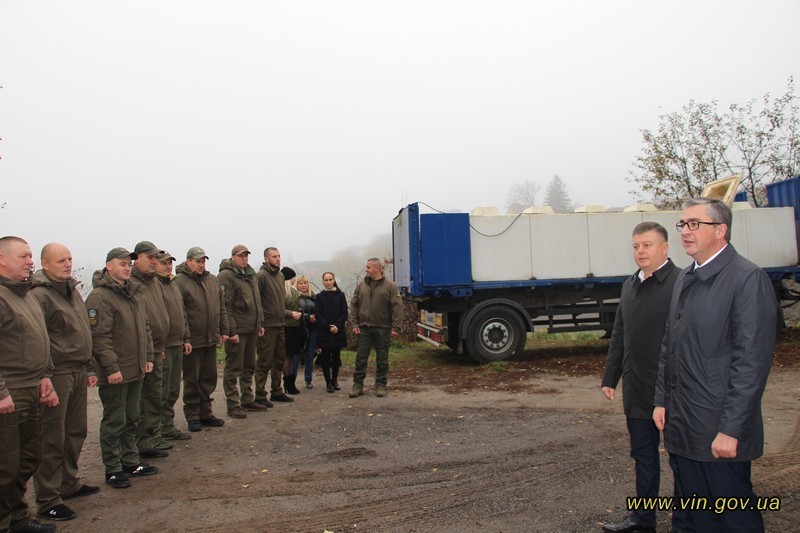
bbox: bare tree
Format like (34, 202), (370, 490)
(330, 245), (366, 297)
(506, 180), (541, 213)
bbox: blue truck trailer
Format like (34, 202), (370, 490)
(392, 195), (800, 363)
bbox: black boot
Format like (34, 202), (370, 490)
(332, 366), (341, 390)
(284, 375), (301, 395)
(326, 379), (335, 393)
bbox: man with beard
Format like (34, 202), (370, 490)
(254, 247), (296, 405)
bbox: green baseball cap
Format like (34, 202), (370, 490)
(106, 247), (137, 262)
(186, 246), (209, 260)
(133, 240), (163, 256)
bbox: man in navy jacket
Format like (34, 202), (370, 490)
(654, 198), (777, 532)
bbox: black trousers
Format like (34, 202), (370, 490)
(626, 417), (660, 527)
(669, 453), (763, 532)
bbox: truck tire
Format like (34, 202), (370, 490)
(464, 306), (527, 363)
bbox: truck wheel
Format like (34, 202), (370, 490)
(465, 306), (527, 363)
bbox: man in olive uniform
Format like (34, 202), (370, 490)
(130, 241), (171, 459)
(254, 247), (294, 405)
(219, 245), (265, 419)
(174, 247), (230, 432)
(349, 258), (404, 398)
(31, 243), (99, 523)
(155, 251), (192, 441)
(87, 247), (159, 489)
(0, 236), (58, 533)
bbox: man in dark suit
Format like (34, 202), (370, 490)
(654, 198), (777, 532)
(601, 222), (678, 533)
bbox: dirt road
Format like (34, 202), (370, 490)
(46, 347), (799, 533)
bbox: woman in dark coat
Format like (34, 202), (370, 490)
(314, 272), (348, 393)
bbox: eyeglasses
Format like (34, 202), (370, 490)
(675, 220), (721, 231)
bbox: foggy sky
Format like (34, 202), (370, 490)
(1, 0), (796, 277)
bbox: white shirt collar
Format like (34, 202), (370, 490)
(694, 243), (728, 270)
(638, 259), (670, 282)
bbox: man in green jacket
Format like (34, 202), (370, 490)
(219, 245), (265, 419)
(31, 243), (98, 523)
(174, 247), (230, 432)
(254, 247), (295, 405)
(0, 236), (58, 533)
(155, 251), (192, 441)
(349, 258), (404, 398)
(86, 247), (159, 489)
(131, 241), (171, 459)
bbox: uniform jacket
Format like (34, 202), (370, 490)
(315, 288), (348, 349)
(350, 275), (404, 331)
(601, 259), (679, 419)
(174, 262), (230, 348)
(218, 259), (263, 335)
(131, 265), (170, 354)
(30, 270), (94, 375)
(255, 262), (285, 327)
(0, 276), (53, 399)
(86, 269), (153, 385)
(157, 273), (190, 348)
(654, 245), (777, 462)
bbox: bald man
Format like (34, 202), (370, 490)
(31, 243), (98, 522)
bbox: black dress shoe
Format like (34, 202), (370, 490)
(123, 462), (159, 476)
(11, 519), (57, 532)
(105, 472), (131, 489)
(63, 484), (100, 499)
(200, 415), (225, 427)
(602, 515), (655, 532)
(37, 503), (77, 521)
(140, 448), (169, 459)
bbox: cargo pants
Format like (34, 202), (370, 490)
(223, 333), (258, 409)
(0, 386), (40, 531)
(254, 326), (286, 398)
(34, 368), (88, 512)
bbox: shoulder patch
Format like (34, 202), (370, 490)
(88, 309), (98, 327)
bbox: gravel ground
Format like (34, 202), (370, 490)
(39, 340), (800, 533)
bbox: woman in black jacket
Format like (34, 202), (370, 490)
(314, 272), (348, 393)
